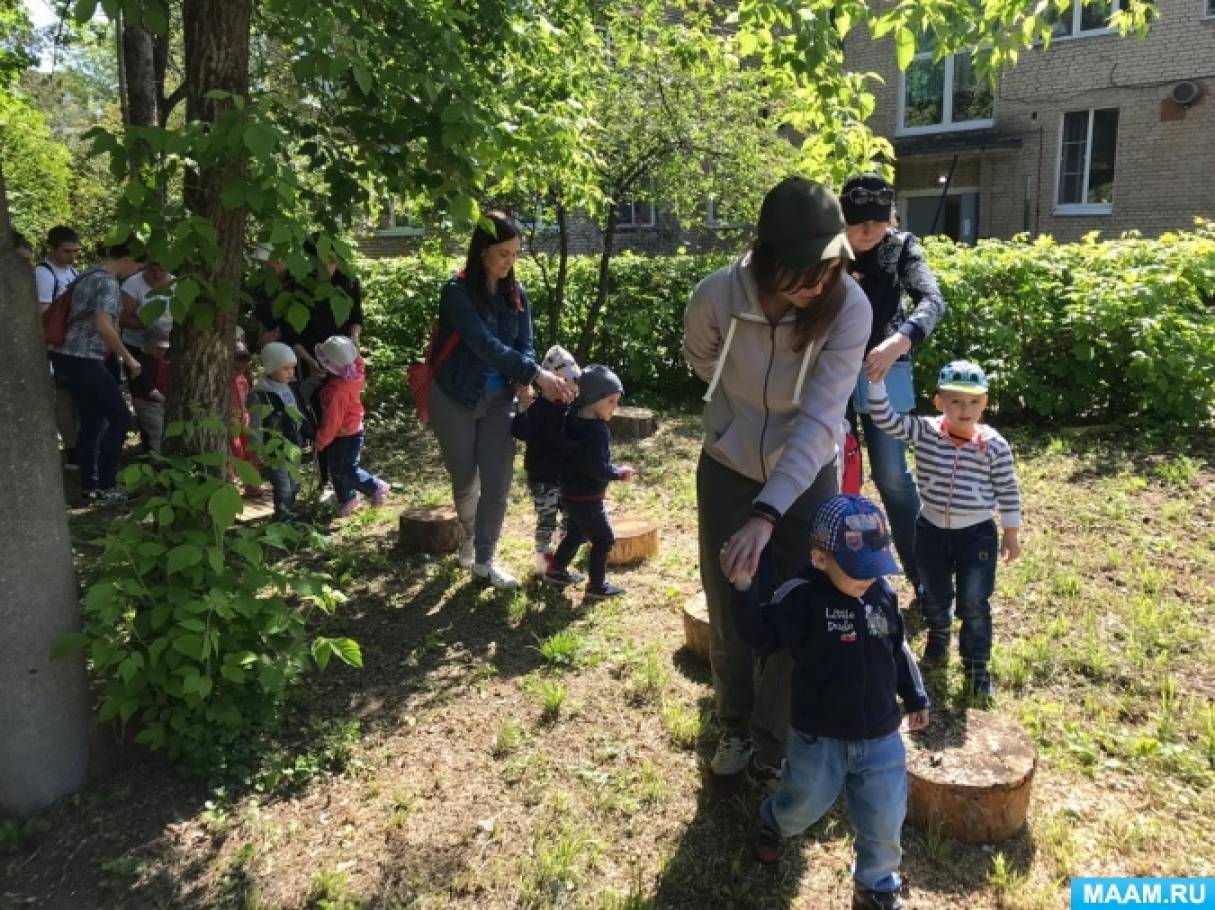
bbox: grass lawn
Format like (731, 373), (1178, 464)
(3, 408), (1213, 909)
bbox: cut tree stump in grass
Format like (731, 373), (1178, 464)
(610, 406), (657, 440)
(905, 710), (1036, 843)
(398, 505), (461, 554)
(682, 591), (711, 663)
(607, 518), (659, 566)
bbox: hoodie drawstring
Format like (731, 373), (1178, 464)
(702, 316), (738, 403)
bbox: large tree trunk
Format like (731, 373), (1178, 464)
(168, 0), (252, 457)
(549, 200), (569, 348)
(121, 17), (160, 127)
(575, 207), (618, 362)
(0, 164), (90, 816)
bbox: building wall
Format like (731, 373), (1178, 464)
(845, 1), (1215, 240)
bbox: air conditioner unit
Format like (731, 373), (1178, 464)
(1170, 80), (1203, 108)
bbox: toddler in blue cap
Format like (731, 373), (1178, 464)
(731, 494), (929, 909)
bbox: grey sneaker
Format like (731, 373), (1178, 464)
(474, 561), (520, 590)
(710, 735), (753, 777)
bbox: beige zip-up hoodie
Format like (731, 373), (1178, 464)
(683, 251), (870, 517)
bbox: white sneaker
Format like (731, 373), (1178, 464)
(710, 735), (754, 777)
(473, 561), (520, 590)
(458, 540), (475, 569)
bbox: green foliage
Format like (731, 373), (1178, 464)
(55, 424), (361, 772)
(918, 225), (1215, 429)
(361, 224), (1215, 428)
(0, 91), (73, 241)
(0, 816), (50, 854)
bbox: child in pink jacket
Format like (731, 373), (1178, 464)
(314, 335), (390, 516)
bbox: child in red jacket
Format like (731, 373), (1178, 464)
(314, 335), (390, 517)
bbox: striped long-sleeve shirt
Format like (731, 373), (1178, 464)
(869, 381), (1022, 530)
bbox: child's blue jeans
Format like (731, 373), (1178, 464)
(914, 517), (998, 666)
(268, 464), (300, 522)
(761, 729), (907, 893)
(327, 432), (381, 505)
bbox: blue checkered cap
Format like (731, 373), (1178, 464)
(810, 494), (901, 580)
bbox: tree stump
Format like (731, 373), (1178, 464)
(682, 592), (711, 663)
(905, 710), (1037, 843)
(610, 406), (657, 440)
(607, 518), (659, 566)
(398, 506), (462, 554)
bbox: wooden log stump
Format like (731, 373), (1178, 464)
(609, 406), (657, 440)
(682, 592), (711, 663)
(398, 505), (462, 554)
(607, 518), (659, 566)
(905, 710), (1036, 843)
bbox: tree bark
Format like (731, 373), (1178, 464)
(0, 163), (90, 816)
(168, 0), (252, 457)
(576, 206), (618, 362)
(550, 200), (569, 348)
(122, 19), (160, 127)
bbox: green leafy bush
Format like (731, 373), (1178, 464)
(359, 223), (1215, 428)
(57, 423), (361, 772)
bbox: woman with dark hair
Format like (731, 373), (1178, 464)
(683, 177), (871, 787)
(839, 173), (947, 603)
(430, 212), (572, 590)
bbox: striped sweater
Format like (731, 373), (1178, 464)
(869, 381), (1022, 530)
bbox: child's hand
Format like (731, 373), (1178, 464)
(1000, 528), (1022, 562)
(150, 390), (166, 404)
(906, 709), (930, 731)
(618, 464), (637, 482)
(516, 384), (534, 409)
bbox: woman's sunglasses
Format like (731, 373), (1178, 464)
(843, 187), (895, 206)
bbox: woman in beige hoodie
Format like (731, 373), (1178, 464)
(683, 177), (871, 787)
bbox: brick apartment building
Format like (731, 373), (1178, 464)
(843, 0), (1215, 242)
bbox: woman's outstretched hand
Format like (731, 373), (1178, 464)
(535, 368), (575, 403)
(719, 516), (774, 584)
(863, 333), (911, 382)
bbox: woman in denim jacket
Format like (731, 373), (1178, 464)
(429, 212), (572, 589)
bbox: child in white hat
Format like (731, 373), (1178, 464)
(314, 335), (390, 517)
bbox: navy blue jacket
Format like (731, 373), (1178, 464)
(511, 396), (569, 485)
(559, 414), (622, 500)
(433, 276), (538, 408)
(733, 568), (928, 741)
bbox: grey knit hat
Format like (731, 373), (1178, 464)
(575, 364), (624, 409)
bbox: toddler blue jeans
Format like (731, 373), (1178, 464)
(760, 728), (907, 893)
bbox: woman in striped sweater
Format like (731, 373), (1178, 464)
(868, 360), (1022, 698)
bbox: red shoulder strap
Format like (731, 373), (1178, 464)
(427, 326), (461, 368)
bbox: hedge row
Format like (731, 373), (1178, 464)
(359, 223), (1215, 428)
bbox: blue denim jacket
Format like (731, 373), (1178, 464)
(433, 276), (538, 408)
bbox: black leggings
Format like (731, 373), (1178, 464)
(50, 352), (131, 492)
(552, 497), (616, 586)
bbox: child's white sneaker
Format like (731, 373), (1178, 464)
(474, 561), (519, 590)
(457, 540), (475, 569)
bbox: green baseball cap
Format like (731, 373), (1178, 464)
(758, 177), (854, 269)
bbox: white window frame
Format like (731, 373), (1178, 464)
(897, 52), (994, 136)
(1055, 109), (1117, 216)
(1047, 0), (1120, 39)
(615, 197), (657, 230)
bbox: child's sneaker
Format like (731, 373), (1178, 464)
(963, 662), (995, 700)
(336, 495), (361, 517)
(535, 550), (555, 574)
(474, 561), (520, 590)
(852, 885), (905, 910)
(584, 581), (625, 599)
(544, 567), (577, 587)
(747, 754), (784, 793)
(753, 823), (783, 865)
(371, 480), (391, 506)
(457, 539), (475, 569)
